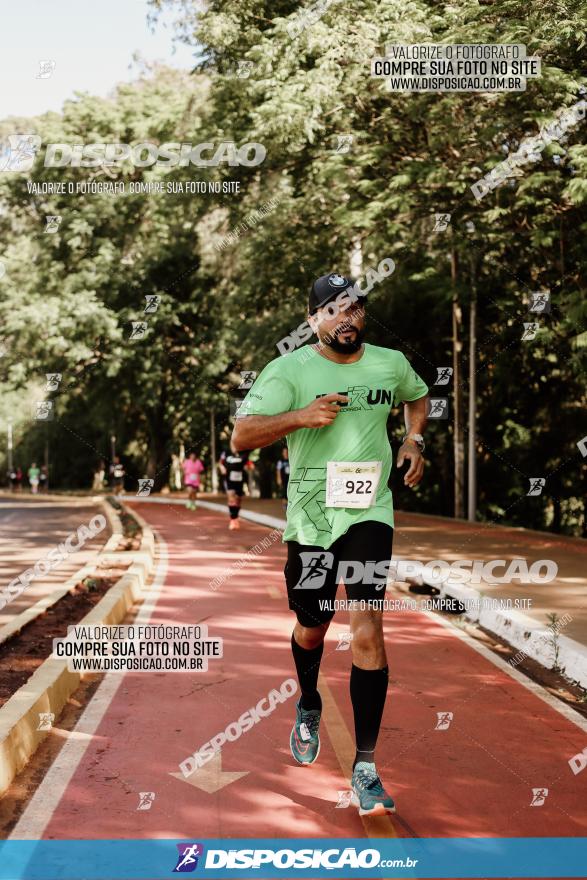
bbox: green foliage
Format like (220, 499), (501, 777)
(0, 1), (586, 533)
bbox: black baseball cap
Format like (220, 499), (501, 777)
(308, 273), (358, 315)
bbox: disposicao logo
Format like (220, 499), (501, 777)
(173, 843), (204, 872)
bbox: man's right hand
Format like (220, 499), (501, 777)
(297, 393), (349, 429)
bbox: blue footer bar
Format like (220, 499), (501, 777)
(0, 837), (585, 879)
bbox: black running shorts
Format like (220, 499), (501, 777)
(284, 521), (394, 627)
(225, 479), (244, 497)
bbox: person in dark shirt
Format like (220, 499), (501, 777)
(218, 443), (249, 530)
(110, 456), (125, 496)
(39, 465), (48, 493)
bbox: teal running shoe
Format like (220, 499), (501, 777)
(351, 761), (396, 815)
(289, 699), (321, 765)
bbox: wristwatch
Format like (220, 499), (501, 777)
(402, 433), (425, 453)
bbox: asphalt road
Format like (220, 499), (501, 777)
(0, 494), (111, 626)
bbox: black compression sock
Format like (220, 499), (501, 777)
(228, 505), (239, 519)
(350, 664), (389, 768)
(291, 633), (323, 711)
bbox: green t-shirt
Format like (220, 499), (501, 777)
(240, 343), (428, 548)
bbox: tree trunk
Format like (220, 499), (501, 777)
(467, 255), (477, 522)
(451, 242), (465, 518)
(146, 394), (171, 491)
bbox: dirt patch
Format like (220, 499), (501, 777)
(0, 564), (129, 709)
(117, 511), (142, 550)
(107, 498), (143, 550)
(116, 533), (142, 552)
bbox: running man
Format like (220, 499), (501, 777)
(218, 444), (249, 530)
(8, 468), (17, 492)
(276, 446), (290, 508)
(182, 452), (205, 510)
(232, 272), (428, 816)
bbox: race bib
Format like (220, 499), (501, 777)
(325, 461), (382, 508)
(229, 470), (243, 482)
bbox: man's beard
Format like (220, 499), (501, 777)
(326, 324), (365, 353)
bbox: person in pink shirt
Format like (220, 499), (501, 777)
(182, 452), (205, 510)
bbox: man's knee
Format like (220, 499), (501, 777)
(352, 625), (382, 655)
(294, 620), (330, 649)
(350, 615), (385, 662)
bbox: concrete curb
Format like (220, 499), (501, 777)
(0, 501), (156, 795)
(438, 577), (587, 690)
(400, 560), (587, 691)
(100, 494), (124, 551)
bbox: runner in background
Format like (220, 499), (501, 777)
(245, 456), (257, 496)
(39, 465), (48, 493)
(276, 446), (290, 509)
(170, 454), (183, 492)
(182, 452), (205, 510)
(28, 462), (40, 494)
(92, 460), (106, 492)
(14, 466), (23, 493)
(218, 443), (249, 530)
(110, 456), (125, 496)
